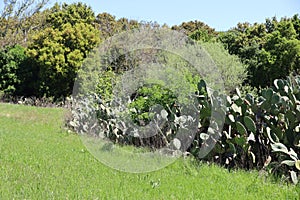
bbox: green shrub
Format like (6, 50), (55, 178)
(201, 42), (247, 93)
(0, 45), (27, 95)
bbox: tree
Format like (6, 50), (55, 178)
(188, 30), (247, 92)
(27, 3), (100, 98)
(291, 14), (300, 40)
(219, 15), (300, 88)
(47, 2), (95, 29)
(116, 17), (139, 31)
(172, 20), (216, 36)
(190, 29), (216, 42)
(95, 12), (117, 38)
(0, 0), (49, 48)
(95, 13), (140, 38)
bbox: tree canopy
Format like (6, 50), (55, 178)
(0, 1), (299, 98)
(219, 15), (300, 87)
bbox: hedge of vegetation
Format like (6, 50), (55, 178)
(1, 2), (299, 99)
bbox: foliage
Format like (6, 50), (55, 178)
(95, 12), (140, 39)
(27, 3), (101, 98)
(0, 45), (27, 95)
(219, 15), (300, 88)
(200, 42), (247, 93)
(47, 2), (96, 28)
(238, 83), (259, 98)
(95, 12), (118, 38)
(190, 29), (216, 42)
(128, 84), (177, 125)
(0, 0), (49, 47)
(71, 67), (200, 149)
(172, 20), (216, 36)
(116, 17), (140, 32)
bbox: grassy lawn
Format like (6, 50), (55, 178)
(0, 103), (299, 199)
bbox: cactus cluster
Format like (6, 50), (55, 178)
(191, 76), (300, 184)
(68, 76), (300, 184)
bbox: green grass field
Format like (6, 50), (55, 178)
(0, 103), (299, 199)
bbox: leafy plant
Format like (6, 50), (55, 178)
(0, 45), (27, 95)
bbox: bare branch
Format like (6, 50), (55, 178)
(0, 0), (50, 47)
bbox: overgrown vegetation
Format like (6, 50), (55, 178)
(70, 73), (300, 184)
(5, 1), (300, 98)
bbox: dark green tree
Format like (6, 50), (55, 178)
(0, 45), (27, 95)
(219, 15), (300, 88)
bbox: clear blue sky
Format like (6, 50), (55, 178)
(2, 0), (300, 31)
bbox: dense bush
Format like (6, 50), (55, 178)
(0, 45), (27, 95)
(200, 42), (247, 92)
(219, 15), (300, 88)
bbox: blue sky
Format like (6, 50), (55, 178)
(2, 0), (300, 31)
(53, 0), (299, 31)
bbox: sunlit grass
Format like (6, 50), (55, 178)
(0, 103), (299, 199)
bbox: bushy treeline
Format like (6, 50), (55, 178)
(219, 16), (300, 88)
(174, 16), (300, 88)
(0, 2), (141, 98)
(1, 1), (299, 99)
